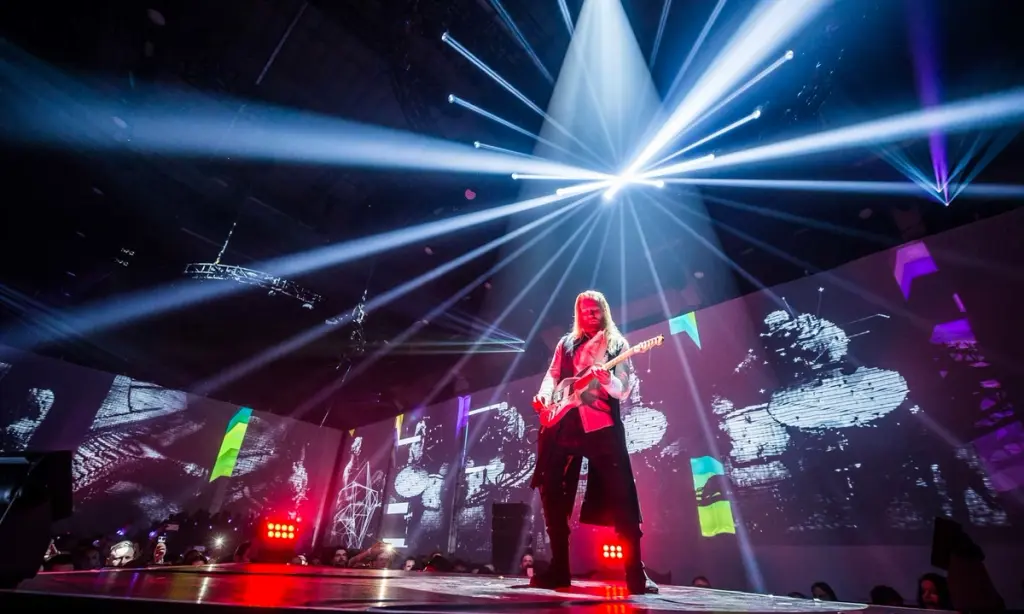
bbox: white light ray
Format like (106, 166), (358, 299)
(486, 0), (554, 83)
(442, 33), (602, 162)
(650, 108), (761, 169)
(687, 50), (793, 130)
(557, 180), (614, 196)
(558, 0), (574, 34)
(196, 194), (593, 394)
(660, 178), (1024, 199)
(449, 95), (597, 168)
(0, 57), (588, 179)
(664, 0), (728, 101)
(639, 153), (716, 180)
(512, 172), (611, 181)
(649, 0), (674, 68)
(652, 89), (1024, 176)
(7, 191), (577, 347)
(627, 0), (827, 174)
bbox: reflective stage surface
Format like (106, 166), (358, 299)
(6, 565), (916, 613)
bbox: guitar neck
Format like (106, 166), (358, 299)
(600, 347), (639, 371)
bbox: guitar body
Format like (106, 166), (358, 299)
(536, 334), (664, 429)
(539, 373), (596, 428)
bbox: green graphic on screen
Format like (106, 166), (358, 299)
(690, 455), (736, 537)
(210, 407), (253, 481)
(669, 311), (701, 349)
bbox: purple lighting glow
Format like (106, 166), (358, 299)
(893, 242), (939, 299)
(908, 0), (950, 201)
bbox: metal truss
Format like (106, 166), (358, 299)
(184, 262), (323, 309)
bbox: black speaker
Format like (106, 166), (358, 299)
(491, 502), (529, 574)
(0, 450), (73, 588)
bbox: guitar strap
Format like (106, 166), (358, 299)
(559, 334), (578, 381)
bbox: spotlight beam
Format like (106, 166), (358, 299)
(484, 206), (605, 403)
(660, 178), (1024, 199)
(663, 0), (728, 101)
(650, 89), (1024, 177)
(649, 108), (761, 170)
(627, 0), (827, 174)
(628, 196), (766, 591)
(486, 0), (555, 83)
(686, 49), (793, 132)
(416, 207), (604, 410)
(649, 0), (674, 68)
(442, 33), (603, 164)
(289, 196), (592, 416)
(0, 55), (590, 179)
(6, 191), (577, 347)
(512, 172), (611, 181)
(196, 194), (596, 395)
(450, 95), (599, 169)
(557, 0), (574, 35)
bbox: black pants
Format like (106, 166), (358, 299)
(536, 410), (643, 571)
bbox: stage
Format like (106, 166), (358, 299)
(4, 564), (914, 613)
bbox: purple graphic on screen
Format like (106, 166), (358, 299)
(930, 319), (975, 345)
(893, 242), (939, 299)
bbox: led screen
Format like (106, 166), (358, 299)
(0, 346), (341, 541)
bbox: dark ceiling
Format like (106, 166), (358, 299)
(0, 0), (1021, 429)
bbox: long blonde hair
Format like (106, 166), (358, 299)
(570, 290), (623, 343)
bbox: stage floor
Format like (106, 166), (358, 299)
(6, 564), (912, 613)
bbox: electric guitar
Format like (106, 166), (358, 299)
(536, 335), (664, 428)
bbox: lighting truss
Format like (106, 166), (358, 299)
(184, 262), (323, 309)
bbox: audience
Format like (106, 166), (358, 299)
(811, 581), (837, 601)
(918, 572), (954, 610)
(870, 585), (904, 606)
(33, 508), (1008, 611)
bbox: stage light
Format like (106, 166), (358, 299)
(473, 141), (481, 148)
(785, 49), (795, 60)
(447, 94), (455, 104)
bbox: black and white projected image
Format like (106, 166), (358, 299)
(385, 409), (458, 552)
(328, 420), (392, 549)
(71, 375), (218, 529)
(456, 392), (538, 559)
(712, 278), (1009, 541)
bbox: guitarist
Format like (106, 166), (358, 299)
(529, 290), (658, 594)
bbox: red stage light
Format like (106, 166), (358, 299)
(601, 543), (623, 560)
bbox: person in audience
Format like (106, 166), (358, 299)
(692, 576), (711, 588)
(402, 557), (417, 571)
(917, 573), (953, 610)
(331, 548), (349, 567)
(520, 553), (535, 577)
(870, 585), (904, 606)
(152, 541), (168, 565)
(182, 549), (209, 566)
(811, 582), (837, 601)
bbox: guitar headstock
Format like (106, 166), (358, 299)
(631, 335), (664, 354)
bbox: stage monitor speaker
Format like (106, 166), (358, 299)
(491, 502), (529, 574)
(0, 450), (73, 588)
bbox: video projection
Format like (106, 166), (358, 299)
(366, 209), (1022, 570)
(0, 346), (342, 540)
(379, 403), (462, 553)
(325, 418), (394, 549)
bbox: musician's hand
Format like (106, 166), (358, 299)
(532, 395), (548, 412)
(592, 367), (611, 386)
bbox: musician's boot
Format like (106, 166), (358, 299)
(622, 533), (659, 595)
(530, 531), (571, 589)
